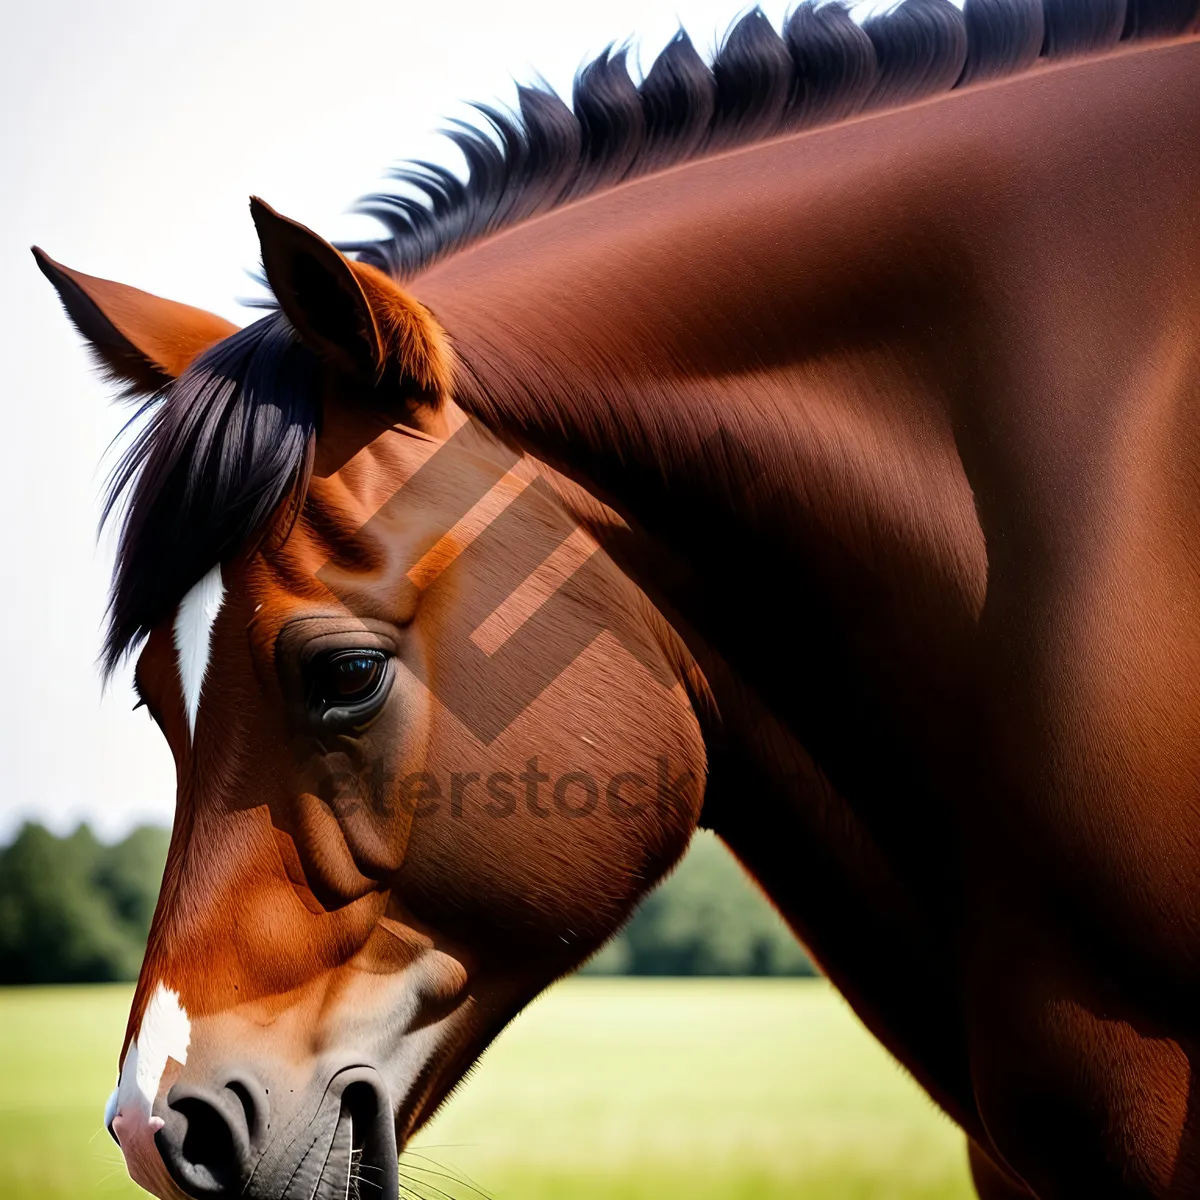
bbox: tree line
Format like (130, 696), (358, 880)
(0, 824), (813, 984)
(0, 823), (170, 983)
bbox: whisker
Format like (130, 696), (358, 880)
(399, 1180), (442, 1200)
(401, 1150), (493, 1200)
(96, 1165), (131, 1189)
(401, 1162), (493, 1200)
(399, 1166), (484, 1200)
(397, 1170), (460, 1200)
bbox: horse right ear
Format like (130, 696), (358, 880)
(32, 247), (238, 395)
(249, 197), (452, 400)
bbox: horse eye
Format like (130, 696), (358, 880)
(309, 650), (389, 711)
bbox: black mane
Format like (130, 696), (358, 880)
(349, 0), (1198, 280)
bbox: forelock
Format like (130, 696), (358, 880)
(102, 310), (319, 674)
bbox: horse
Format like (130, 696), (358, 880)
(34, 0), (1200, 1195)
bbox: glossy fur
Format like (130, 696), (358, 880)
(36, 3), (1200, 1197)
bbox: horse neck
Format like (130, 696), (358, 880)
(402, 39), (1200, 1132)
(423, 88), (994, 774)
(420, 36), (1198, 807)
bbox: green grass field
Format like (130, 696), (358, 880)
(0, 979), (974, 1200)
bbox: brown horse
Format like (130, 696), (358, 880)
(35, 0), (1200, 1195)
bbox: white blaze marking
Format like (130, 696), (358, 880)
(111, 982), (191, 1142)
(132, 984), (191, 1109)
(173, 564), (225, 737)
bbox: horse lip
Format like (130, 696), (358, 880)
(306, 1106), (355, 1200)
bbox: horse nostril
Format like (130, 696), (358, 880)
(157, 1080), (265, 1199)
(339, 1078), (398, 1200)
(225, 1077), (266, 1144)
(166, 1098), (240, 1196)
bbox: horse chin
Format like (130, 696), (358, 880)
(114, 1116), (191, 1200)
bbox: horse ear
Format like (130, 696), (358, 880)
(32, 247), (238, 394)
(250, 197), (384, 381)
(249, 197), (451, 398)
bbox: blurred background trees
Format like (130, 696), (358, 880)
(0, 825), (812, 983)
(585, 831), (814, 976)
(0, 824), (169, 983)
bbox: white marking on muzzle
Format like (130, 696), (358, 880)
(174, 564), (225, 737)
(110, 983), (191, 1191)
(131, 983), (192, 1109)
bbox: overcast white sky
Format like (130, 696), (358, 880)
(3, 0), (897, 840)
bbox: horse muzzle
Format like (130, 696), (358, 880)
(115, 1065), (399, 1200)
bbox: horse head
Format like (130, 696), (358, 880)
(36, 201), (707, 1200)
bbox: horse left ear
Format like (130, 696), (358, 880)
(250, 197), (451, 399)
(32, 247), (238, 394)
